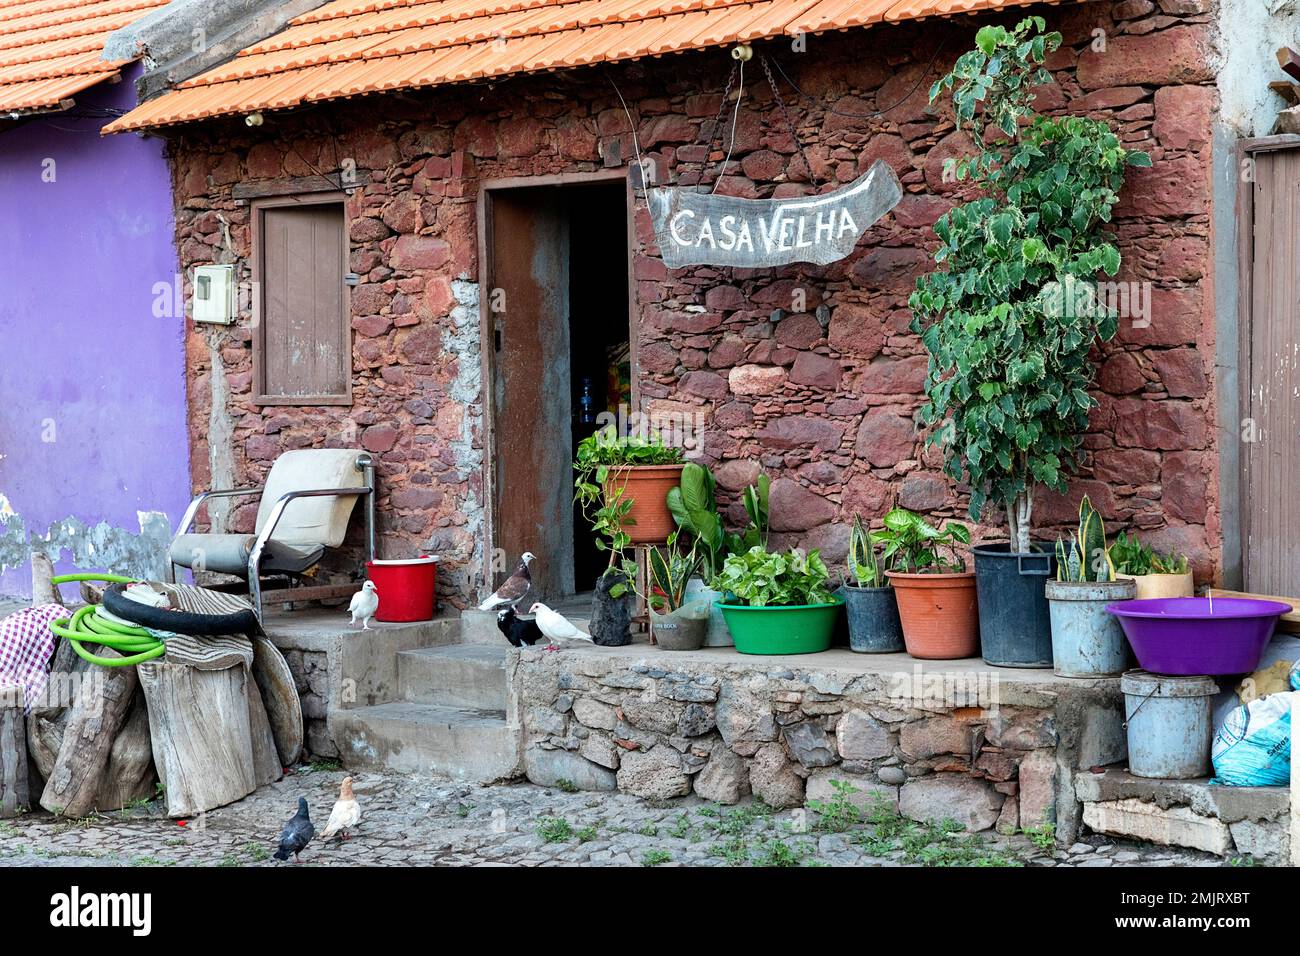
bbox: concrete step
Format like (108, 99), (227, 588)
(397, 643), (508, 709)
(1077, 769), (1291, 863)
(330, 702), (519, 782)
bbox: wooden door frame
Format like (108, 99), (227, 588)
(1235, 134), (1300, 589)
(250, 190), (352, 406)
(475, 168), (638, 593)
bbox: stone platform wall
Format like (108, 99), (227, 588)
(512, 649), (1127, 843)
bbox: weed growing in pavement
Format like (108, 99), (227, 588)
(806, 779), (863, 833)
(641, 849), (672, 866)
(1022, 823), (1056, 851)
(554, 778), (579, 794)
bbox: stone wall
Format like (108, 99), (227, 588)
(511, 648), (1126, 842)
(166, 0), (1221, 608)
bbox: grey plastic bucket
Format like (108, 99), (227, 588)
(1121, 670), (1218, 779)
(839, 584), (904, 653)
(973, 542), (1055, 668)
(1046, 578), (1137, 677)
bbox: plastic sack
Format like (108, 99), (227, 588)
(1211, 690), (1297, 787)
(1290, 659), (1300, 691)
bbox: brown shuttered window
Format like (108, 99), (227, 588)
(252, 193), (351, 405)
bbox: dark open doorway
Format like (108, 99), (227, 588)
(481, 174), (633, 603)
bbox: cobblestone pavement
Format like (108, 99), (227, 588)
(0, 768), (1239, 867)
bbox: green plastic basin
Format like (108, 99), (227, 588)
(717, 598), (844, 655)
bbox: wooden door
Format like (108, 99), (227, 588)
(487, 189), (574, 601)
(1244, 146), (1300, 593)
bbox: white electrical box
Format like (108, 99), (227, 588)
(192, 264), (235, 324)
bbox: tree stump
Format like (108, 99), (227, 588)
(247, 680), (283, 787)
(138, 660), (256, 818)
(40, 649), (138, 817)
(0, 685), (29, 818)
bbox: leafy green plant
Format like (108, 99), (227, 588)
(806, 779), (864, 832)
(536, 817), (574, 843)
(573, 430), (686, 596)
(870, 508), (971, 574)
(728, 474), (770, 554)
(1055, 494), (1114, 582)
(645, 533), (704, 613)
(909, 17), (1151, 554)
(1109, 532), (1189, 576)
(641, 849), (672, 866)
(712, 546), (834, 607)
(847, 515), (884, 587)
(666, 462), (725, 578)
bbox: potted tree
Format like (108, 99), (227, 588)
(840, 515), (904, 653)
(909, 18), (1151, 667)
(644, 535), (710, 651)
(574, 430), (686, 545)
(712, 546), (842, 655)
(1109, 532), (1193, 600)
(668, 463), (769, 647)
(1045, 495), (1136, 677)
(875, 508), (977, 660)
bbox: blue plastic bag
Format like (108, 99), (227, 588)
(1211, 691), (1295, 787)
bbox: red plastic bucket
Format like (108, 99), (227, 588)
(366, 556), (437, 622)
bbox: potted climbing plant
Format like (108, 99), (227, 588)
(909, 18), (1151, 667)
(712, 545), (842, 656)
(1044, 495), (1136, 677)
(573, 430), (685, 645)
(875, 508), (977, 660)
(840, 515), (904, 654)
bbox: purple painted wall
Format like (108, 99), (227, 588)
(0, 66), (190, 597)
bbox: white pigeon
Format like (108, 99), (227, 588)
(348, 580), (380, 630)
(478, 552), (536, 610)
(320, 776), (361, 840)
(529, 602), (594, 651)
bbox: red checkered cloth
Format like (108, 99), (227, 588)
(0, 603), (68, 713)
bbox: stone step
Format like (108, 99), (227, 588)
(330, 702), (519, 782)
(1076, 769), (1291, 864)
(397, 643), (509, 709)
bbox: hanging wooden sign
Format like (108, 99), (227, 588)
(647, 159), (903, 269)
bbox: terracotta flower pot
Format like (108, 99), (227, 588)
(886, 570), (979, 660)
(603, 464), (684, 544)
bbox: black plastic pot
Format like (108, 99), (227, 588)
(839, 584), (905, 654)
(973, 542), (1055, 668)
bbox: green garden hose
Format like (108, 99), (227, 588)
(48, 573), (166, 667)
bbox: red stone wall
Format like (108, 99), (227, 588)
(168, 0), (1220, 606)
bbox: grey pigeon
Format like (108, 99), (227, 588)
(273, 796), (315, 862)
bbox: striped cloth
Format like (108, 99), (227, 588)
(147, 632), (253, 670)
(0, 603), (69, 713)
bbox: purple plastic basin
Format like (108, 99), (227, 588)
(1105, 597), (1291, 675)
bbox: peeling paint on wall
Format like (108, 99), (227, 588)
(435, 276), (484, 600)
(1216, 0), (1300, 136)
(0, 499), (172, 586)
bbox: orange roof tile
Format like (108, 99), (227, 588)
(0, 0), (168, 114)
(106, 0), (1076, 133)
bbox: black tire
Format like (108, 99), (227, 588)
(102, 583), (260, 636)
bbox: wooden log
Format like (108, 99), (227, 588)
(40, 649), (138, 817)
(30, 552), (58, 607)
(251, 636), (303, 766)
(1, 684), (29, 818)
(138, 660), (256, 818)
(247, 679), (283, 787)
(97, 694), (156, 809)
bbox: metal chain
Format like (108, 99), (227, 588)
(759, 51), (818, 189)
(693, 61), (739, 191)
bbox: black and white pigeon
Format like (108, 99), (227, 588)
(478, 552), (535, 610)
(496, 606), (543, 648)
(273, 796), (315, 863)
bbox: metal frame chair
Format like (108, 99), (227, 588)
(169, 452), (377, 621)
